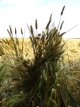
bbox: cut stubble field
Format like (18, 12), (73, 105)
(1, 38), (80, 71)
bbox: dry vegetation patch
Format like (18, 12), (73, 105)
(63, 38), (80, 71)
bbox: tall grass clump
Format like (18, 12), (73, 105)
(0, 5), (64, 107)
(0, 6), (79, 107)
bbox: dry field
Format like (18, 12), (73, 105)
(63, 38), (80, 71)
(1, 38), (80, 70)
(1, 38), (80, 69)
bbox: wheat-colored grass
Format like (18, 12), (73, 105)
(63, 38), (80, 71)
(1, 38), (80, 71)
